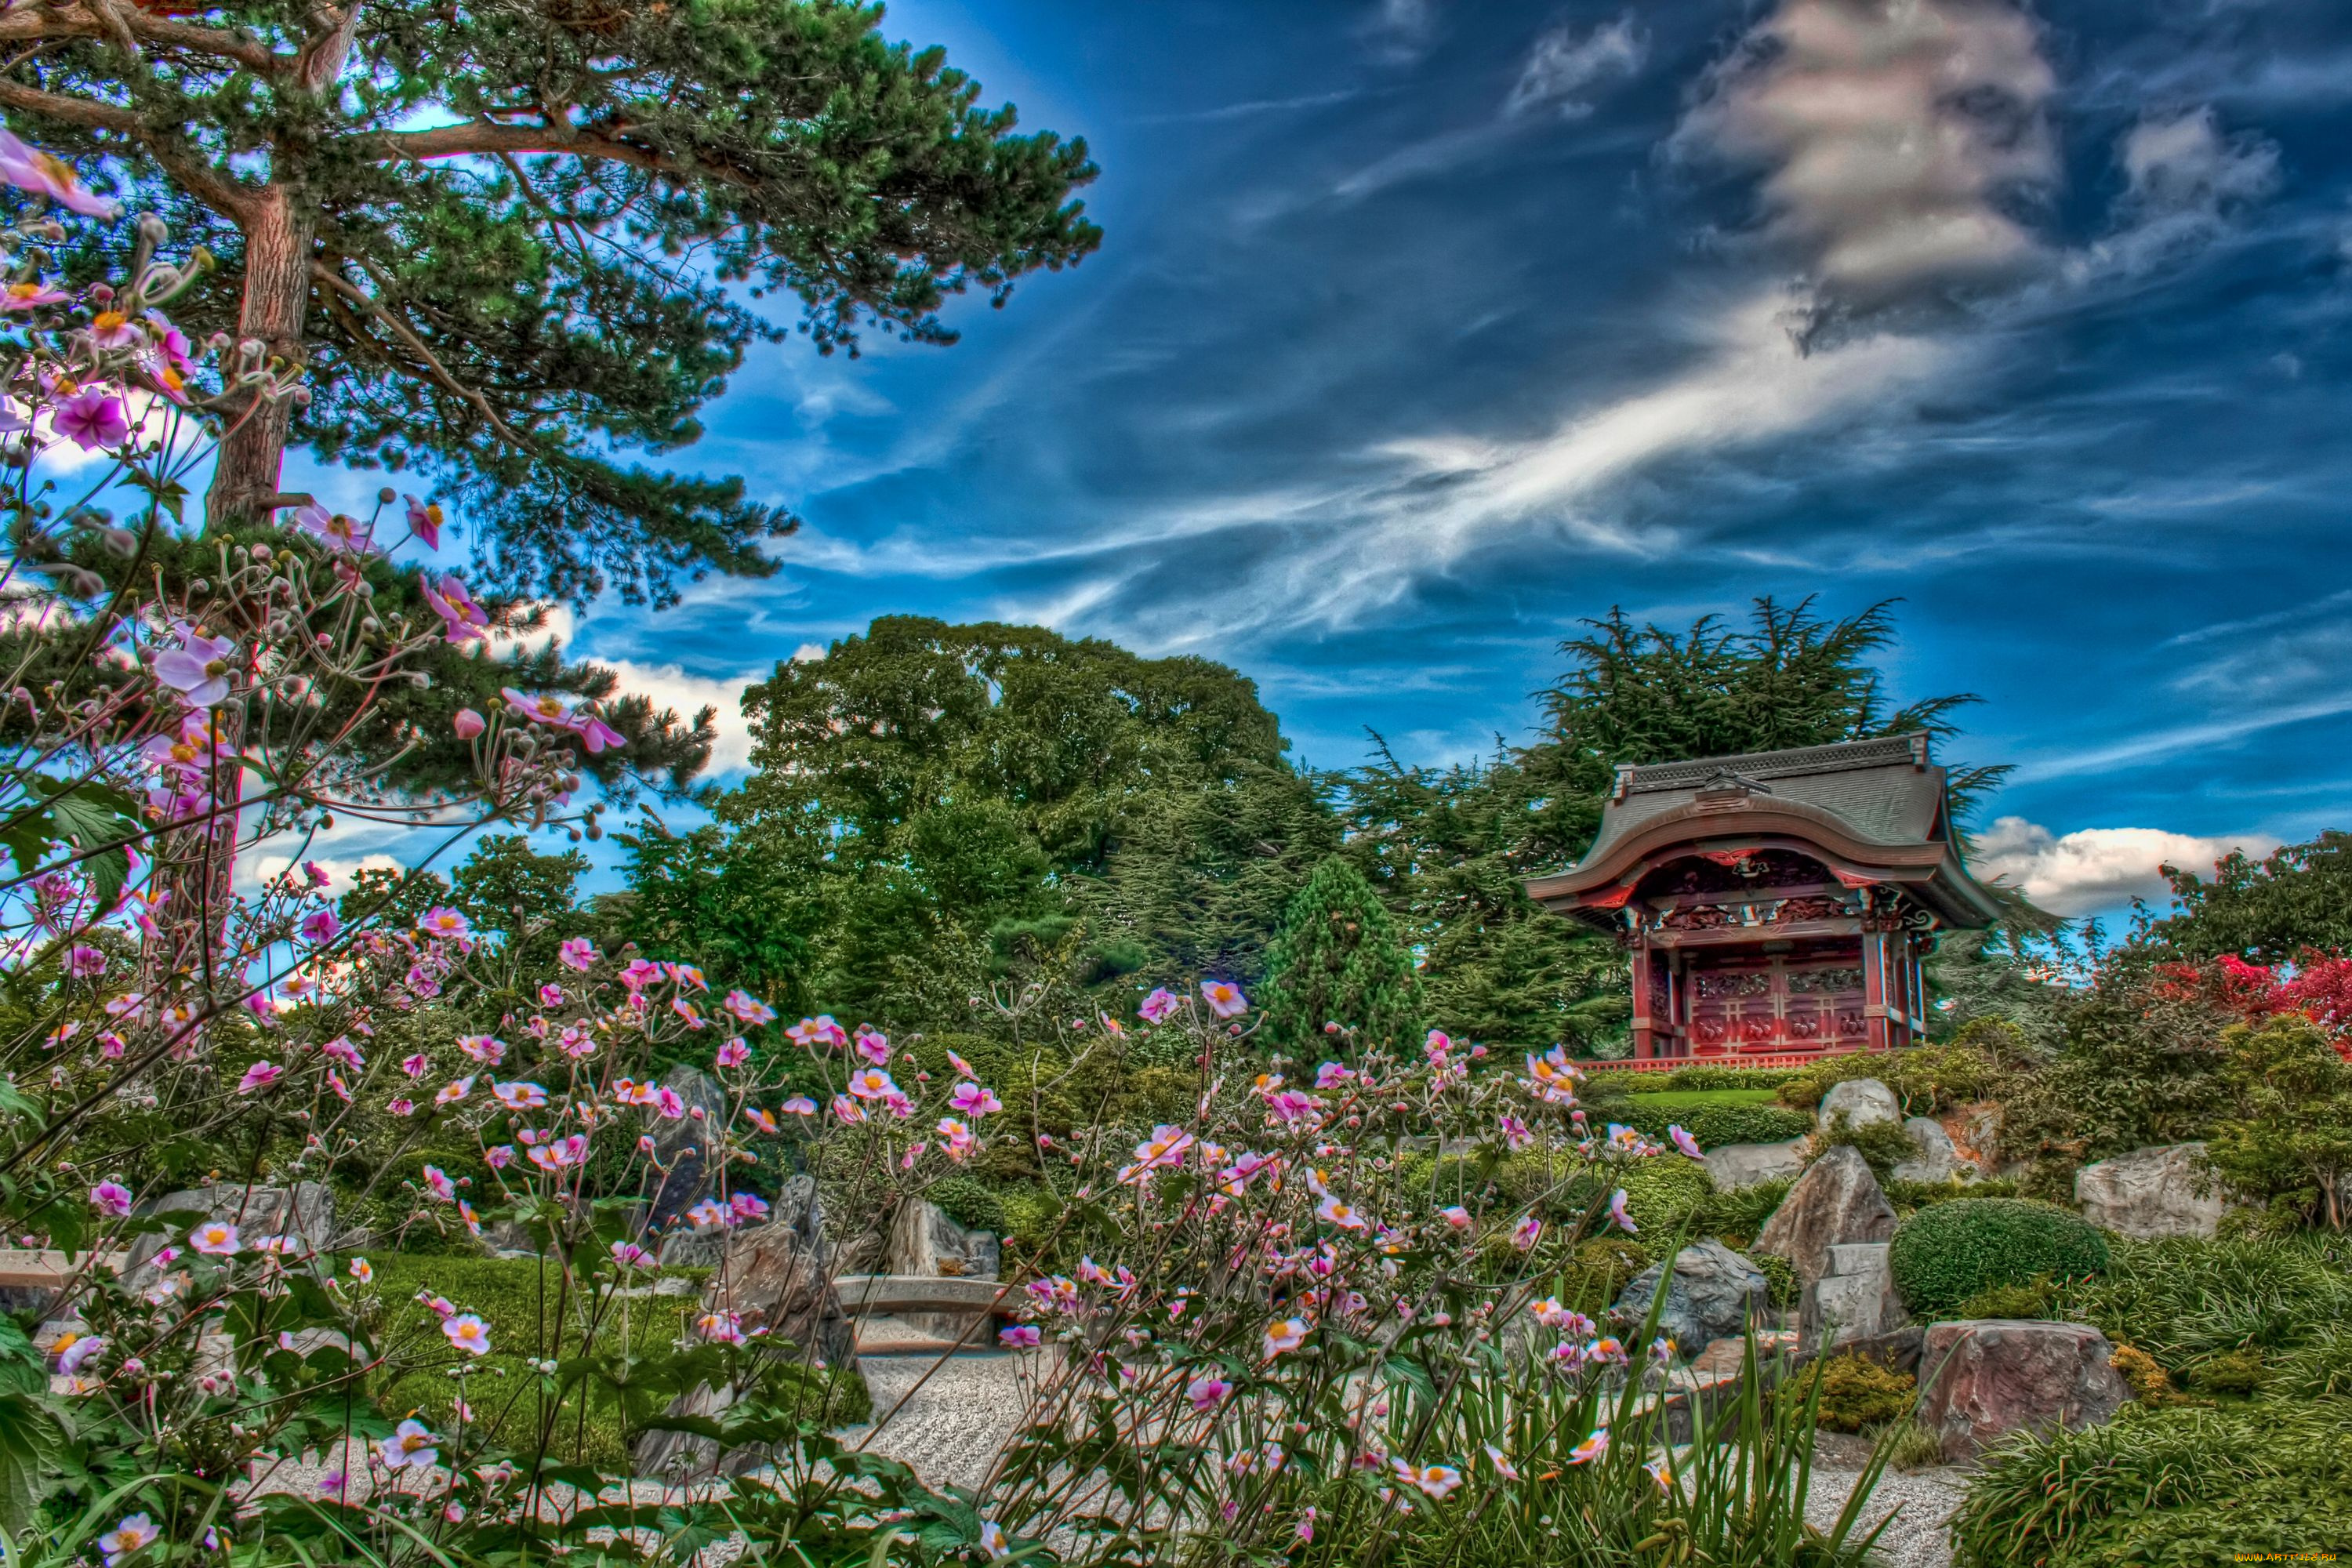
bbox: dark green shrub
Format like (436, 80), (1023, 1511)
(2274, 1324), (2352, 1399)
(1886, 1175), (2018, 1216)
(1805, 1354), (1916, 1433)
(1612, 1100), (1813, 1148)
(1566, 1236), (1650, 1314)
(1958, 1275), (2054, 1320)
(2046, 1233), (2352, 1372)
(927, 1174), (1008, 1234)
(1952, 1400), (2352, 1568)
(1691, 1177), (1795, 1250)
(1587, 1064), (1802, 1092)
(2185, 1347), (2267, 1396)
(1819, 1112), (1921, 1183)
(1889, 1198), (2110, 1320)
(1747, 1250), (1798, 1312)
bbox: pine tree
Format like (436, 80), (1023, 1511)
(1258, 856), (1422, 1054)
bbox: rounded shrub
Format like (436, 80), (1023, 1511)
(1805, 1353), (1917, 1433)
(1889, 1197), (2110, 1320)
(1612, 1100), (1813, 1148)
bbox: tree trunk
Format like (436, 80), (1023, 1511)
(204, 185), (315, 528)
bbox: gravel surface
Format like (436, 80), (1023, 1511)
(1806, 1464), (1967, 1568)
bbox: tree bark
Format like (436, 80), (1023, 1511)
(204, 183), (314, 528)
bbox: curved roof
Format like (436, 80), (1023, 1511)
(1523, 731), (2004, 930)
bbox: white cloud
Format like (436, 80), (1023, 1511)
(1972, 815), (2274, 916)
(2070, 107), (2281, 281)
(1675, 0), (2058, 311)
(597, 659), (764, 775)
(1506, 15), (1646, 120)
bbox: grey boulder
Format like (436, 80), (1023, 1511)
(1892, 1116), (1974, 1185)
(1754, 1145), (1897, 1286)
(1704, 1138), (1809, 1192)
(1612, 1240), (1769, 1355)
(128, 1182), (338, 1274)
(1817, 1077), (1902, 1134)
(2074, 1144), (2226, 1239)
(1801, 1241), (1907, 1351)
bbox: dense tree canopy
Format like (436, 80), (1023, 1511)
(1257, 856), (1421, 1054)
(698, 617), (1335, 1023)
(2142, 831), (2352, 965)
(2, 0), (1098, 603)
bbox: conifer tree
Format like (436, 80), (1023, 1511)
(1258, 855), (1421, 1054)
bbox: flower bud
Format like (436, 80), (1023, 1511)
(378, 486), (397, 503)
(453, 709), (485, 739)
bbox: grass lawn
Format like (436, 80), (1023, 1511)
(360, 1251), (869, 1470)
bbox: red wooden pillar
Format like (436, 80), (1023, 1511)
(1861, 930), (1890, 1052)
(1630, 938), (1655, 1060)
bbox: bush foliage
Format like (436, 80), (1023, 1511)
(1889, 1198), (2110, 1319)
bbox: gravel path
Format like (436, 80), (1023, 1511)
(1806, 1462), (1967, 1568)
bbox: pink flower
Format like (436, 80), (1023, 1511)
(1186, 1375), (1232, 1411)
(786, 1014), (849, 1049)
(1439, 1204), (1471, 1228)
(456, 1034), (504, 1065)
(485, 1145), (515, 1170)
(404, 495), (444, 550)
(1314, 1061), (1354, 1088)
(999, 1324), (1041, 1348)
(2, 280), (69, 310)
(452, 708), (485, 740)
(237, 1060), (281, 1095)
(1511, 1214), (1542, 1251)
(695, 1310), (747, 1346)
(189, 1220), (240, 1257)
(387, 1098), (416, 1116)
(443, 1313), (492, 1356)
(714, 1038), (750, 1069)
(423, 576), (488, 643)
(1484, 1443), (1521, 1480)
(729, 1192), (769, 1223)
(434, 1076), (474, 1106)
(422, 1166), (457, 1202)
(853, 1025), (890, 1065)
(557, 936), (598, 971)
(94, 1512), (157, 1566)
(52, 385), (129, 451)
(1317, 1195), (1370, 1232)
(617, 958), (664, 992)
(845, 1067), (900, 1101)
(153, 626), (237, 707)
(1200, 979), (1247, 1019)
(418, 906), (473, 940)
(949, 1080), (1002, 1116)
(1606, 1189), (1637, 1234)
(611, 1240), (654, 1269)
(459, 1201), (481, 1236)
(348, 1257), (374, 1284)
(1668, 1124), (1704, 1161)
(300, 909), (340, 944)
(1566, 1428), (1609, 1465)
(829, 1094), (864, 1123)
(401, 1053), (429, 1078)
(66, 944), (107, 978)
(492, 1080), (546, 1112)
(671, 995), (707, 1030)
(379, 1417), (439, 1471)
(0, 129), (118, 216)
(573, 713), (626, 753)
(722, 990), (775, 1025)
(294, 504), (376, 555)
(527, 1134), (587, 1172)
(89, 1180), (132, 1216)
(1261, 1317), (1308, 1357)
(780, 1095), (818, 1117)
(1138, 988), (1178, 1023)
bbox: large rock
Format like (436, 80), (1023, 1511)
(2074, 1144), (2225, 1239)
(1612, 1240), (1769, 1354)
(1801, 1241), (1907, 1351)
(1753, 1145), (1897, 1286)
(1704, 1138), (1809, 1192)
(1817, 1077), (1902, 1134)
(887, 1200), (1000, 1281)
(644, 1064), (733, 1231)
(1915, 1320), (2129, 1461)
(1892, 1116), (1973, 1185)
(633, 1175), (856, 1479)
(126, 1183), (337, 1272)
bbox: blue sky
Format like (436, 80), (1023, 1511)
(294, 0), (2352, 920)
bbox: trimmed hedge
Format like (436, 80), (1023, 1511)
(1889, 1198), (2110, 1320)
(1612, 1099), (1813, 1149)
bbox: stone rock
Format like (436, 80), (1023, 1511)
(1817, 1077), (1902, 1134)
(126, 1183), (337, 1274)
(1704, 1138), (1809, 1192)
(1801, 1241), (1907, 1351)
(1891, 1116), (1974, 1185)
(643, 1065), (733, 1231)
(1915, 1320), (2129, 1461)
(2074, 1144), (2226, 1239)
(887, 1200), (1000, 1281)
(1753, 1145), (1897, 1286)
(633, 1174), (857, 1479)
(1611, 1240), (1769, 1353)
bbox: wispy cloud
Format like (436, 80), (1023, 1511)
(1973, 815), (2272, 916)
(1505, 14), (1646, 120)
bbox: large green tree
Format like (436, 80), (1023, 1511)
(1, 0), (1098, 604)
(2142, 831), (2352, 965)
(1257, 855), (1421, 1054)
(719, 616), (1334, 1024)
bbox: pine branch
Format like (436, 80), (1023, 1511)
(0, 4), (283, 73)
(0, 78), (252, 219)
